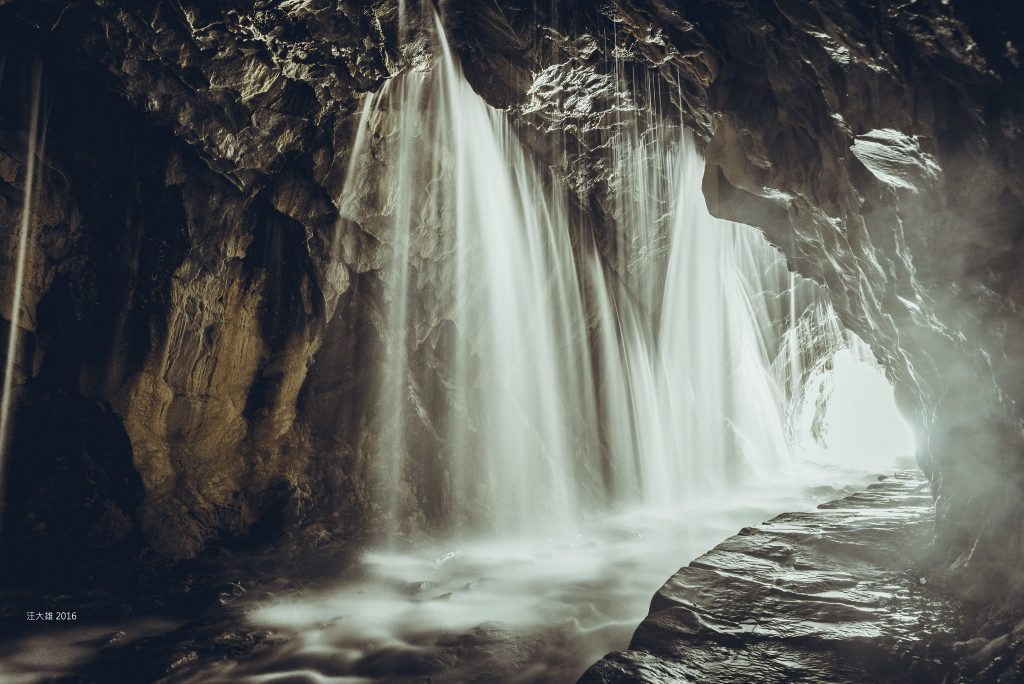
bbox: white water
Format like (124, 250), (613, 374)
(0, 61), (42, 531)
(337, 17), (898, 542)
(197, 53), (914, 673)
(179, 466), (882, 684)
(342, 23), (600, 537)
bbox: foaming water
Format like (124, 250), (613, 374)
(183, 466), (883, 683)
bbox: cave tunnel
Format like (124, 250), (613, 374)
(0, 1), (1022, 682)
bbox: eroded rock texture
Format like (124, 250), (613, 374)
(0, 1), (1021, 609)
(580, 473), (1019, 682)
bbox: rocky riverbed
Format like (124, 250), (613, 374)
(0, 468), (895, 683)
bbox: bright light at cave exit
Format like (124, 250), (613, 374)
(798, 347), (916, 468)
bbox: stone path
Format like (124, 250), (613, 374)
(579, 471), (962, 683)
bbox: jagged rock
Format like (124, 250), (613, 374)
(849, 128), (941, 192)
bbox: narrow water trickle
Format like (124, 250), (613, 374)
(0, 60), (42, 531)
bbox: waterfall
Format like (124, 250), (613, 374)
(342, 22), (600, 537)
(787, 272), (801, 401)
(0, 61), (42, 530)
(337, 14), (904, 541)
(232, 18), (919, 681)
(657, 141), (792, 490)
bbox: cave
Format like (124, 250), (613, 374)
(0, 1), (1022, 682)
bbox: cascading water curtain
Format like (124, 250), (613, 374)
(336, 14), (879, 540)
(341, 25), (601, 538)
(0, 59), (43, 536)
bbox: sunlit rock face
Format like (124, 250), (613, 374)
(0, 5), (393, 560)
(0, 0), (1021, 604)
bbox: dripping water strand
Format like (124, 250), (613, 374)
(0, 60), (43, 535)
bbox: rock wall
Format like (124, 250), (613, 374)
(0, 3), (394, 562)
(0, 0), (1021, 604)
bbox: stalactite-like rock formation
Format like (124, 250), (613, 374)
(0, 0), (1021, 613)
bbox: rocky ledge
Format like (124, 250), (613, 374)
(581, 472), (1024, 683)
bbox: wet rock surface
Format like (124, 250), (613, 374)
(0, 6), (386, 561)
(581, 472), (1023, 683)
(7, 470), (1016, 683)
(0, 517), (363, 682)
